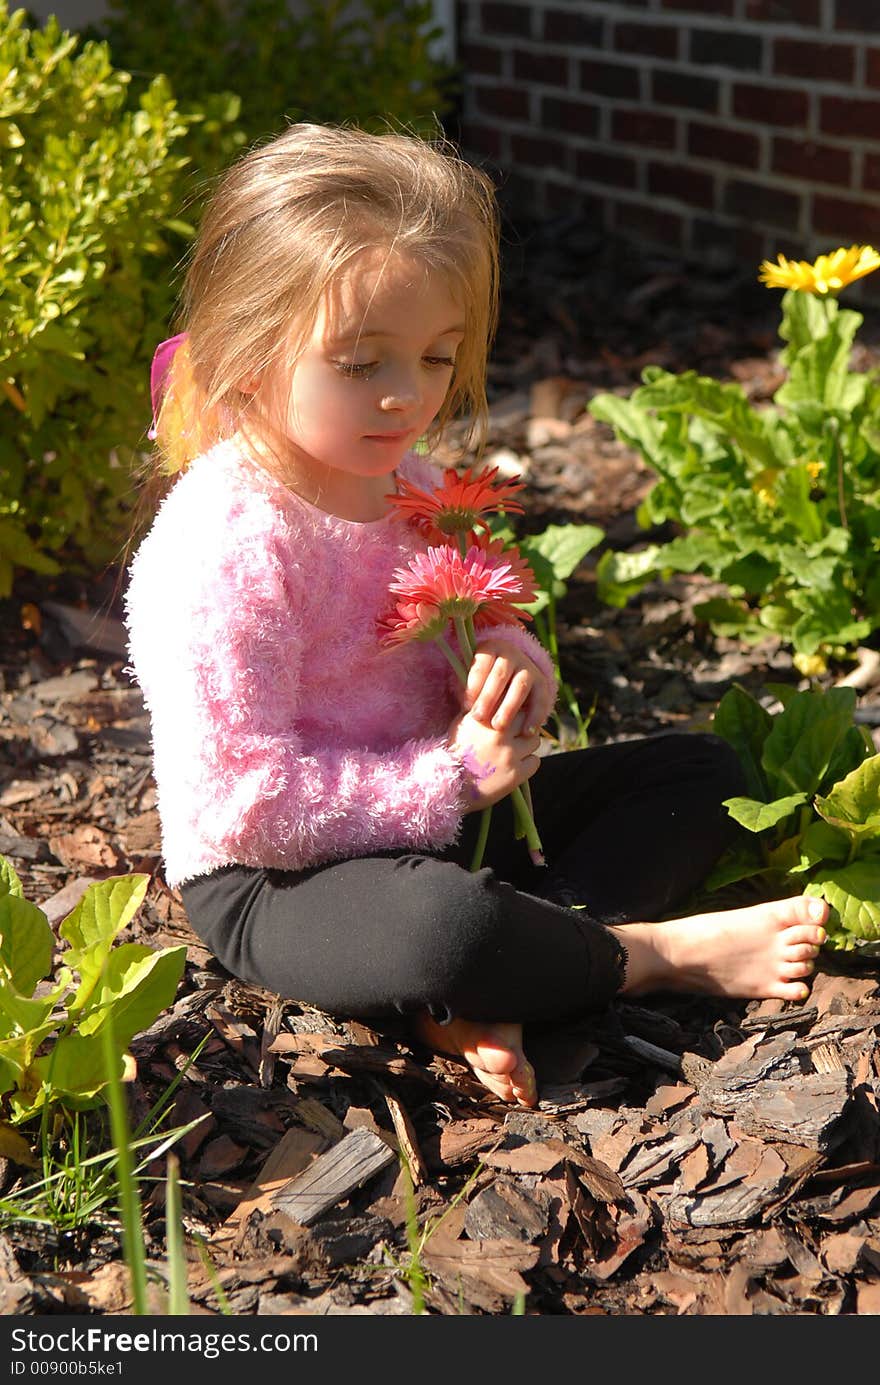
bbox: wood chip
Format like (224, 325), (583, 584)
(384, 1090), (427, 1186)
(270, 1127), (397, 1226)
(222, 1127), (329, 1231)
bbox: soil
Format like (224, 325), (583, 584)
(1, 225), (879, 1317)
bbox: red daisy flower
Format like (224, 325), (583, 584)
(388, 464), (525, 543)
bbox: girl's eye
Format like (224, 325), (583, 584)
(423, 356), (455, 370)
(333, 361), (378, 378)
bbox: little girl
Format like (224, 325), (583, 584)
(125, 123), (828, 1108)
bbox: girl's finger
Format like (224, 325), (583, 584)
(491, 670), (531, 729)
(471, 659), (514, 722)
(464, 652), (494, 708)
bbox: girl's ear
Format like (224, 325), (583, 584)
(237, 373), (262, 395)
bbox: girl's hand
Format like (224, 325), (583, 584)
(463, 637), (553, 736)
(447, 708), (542, 812)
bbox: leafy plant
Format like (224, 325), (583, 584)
(706, 682), (880, 953)
(0, 3), (205, 591)
(492, 516), (604, 746)
(0, 857), (186, 1132)
(589, 246), (880, 675)
(91, 0), (457, 166)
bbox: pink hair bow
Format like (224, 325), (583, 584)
(148, 332), (188, 439)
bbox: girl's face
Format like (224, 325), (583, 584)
(270, 250), (465, 500)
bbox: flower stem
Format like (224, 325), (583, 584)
(435, 632), (468, 684)
(454, 615), (474, 666)
(512, 785), (545, 866)
(470, 807), (492, 872)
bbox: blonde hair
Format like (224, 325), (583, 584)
(154, 122), (501, 475)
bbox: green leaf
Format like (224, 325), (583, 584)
(588, 392), (664, 467)
(702, 839), (768, 891)
(761, 686), (857, 797)
(723, 793), (809, 834)
(0, 895), (54, 997)
(814, 754), (880, 845)
(806, 862), (880, 946)
(61, 874), (149, 1015)
(778, 288), (837, 364)
(75, 944), (187, 1049)
(595, 545), (662, 607)
(31, 1031), (123, 1105)
(0, 979), (55, 1038)
(712, 684), (773, 801)
(0, 856), (23, 899)
(519, 523), (603, 584)
(791, 819), (852, 873)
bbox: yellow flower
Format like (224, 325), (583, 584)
(805, 459), (823, 481)
(793, 651), (827, 678)
(751, 468), (778, 506)
(758, 244), (880, 295)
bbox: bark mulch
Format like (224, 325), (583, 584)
(1, 227), (879, 1316)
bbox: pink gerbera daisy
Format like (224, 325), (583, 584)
(387, 543), (534, 626)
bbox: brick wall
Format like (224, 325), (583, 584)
(456, 0), (880, 271)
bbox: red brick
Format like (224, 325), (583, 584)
(513, 48), (570, 87)
(772, 137), (852, 187)
(691, 29), (763, 70)
(544, 179), (605, 218)
(834, 0), (880, 30)
(612, 107), (678, 150)
(458, 121), (504, 161)
(820, 95), (880, 140)
(474, 84), (530, 120)
(733, 83), (809, 126)
(575, 148), (639, 189)
(867, 50), (880, 90)
(460, 41), (504, 77)
(613, 199), (686, 250)
(863, 152), (880, 191)
(541, 95), (601, 138)
(580, 58), (640, 100)
(744, 0), (821, 22)
(613, 22), (679, 60)
(724, 178), (802, 230)
(688, 121), (760, 169)
(773, 38), (855, 84)
(652, 68), (720, 111)
(661, 0), (733, 14)
(510, 132), (569, 172)
(542, 9), (603, 46)
(480, 2), (531, 37)
(648, 161), (715, 209)
(813, 192), (880, 242)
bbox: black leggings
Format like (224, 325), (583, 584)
(181, 732), (746, 1029)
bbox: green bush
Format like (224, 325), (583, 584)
(0, 4), (204, 592)
(91, 0), (458, 165)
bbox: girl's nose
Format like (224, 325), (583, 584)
(379, 389), (419, 411)
(379, 368), (420, 411)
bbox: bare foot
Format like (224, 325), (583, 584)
(610, 895), (829, 1003)
(413, 1012), (537, 1108)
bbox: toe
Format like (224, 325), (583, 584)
(774, 979), (811, 1002)
(785, 942), (821, 962)
(782, 959), (815, 979)
(471, 1066), (516, 1103)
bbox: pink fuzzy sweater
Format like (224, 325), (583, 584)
(124, 440), (558, 887)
